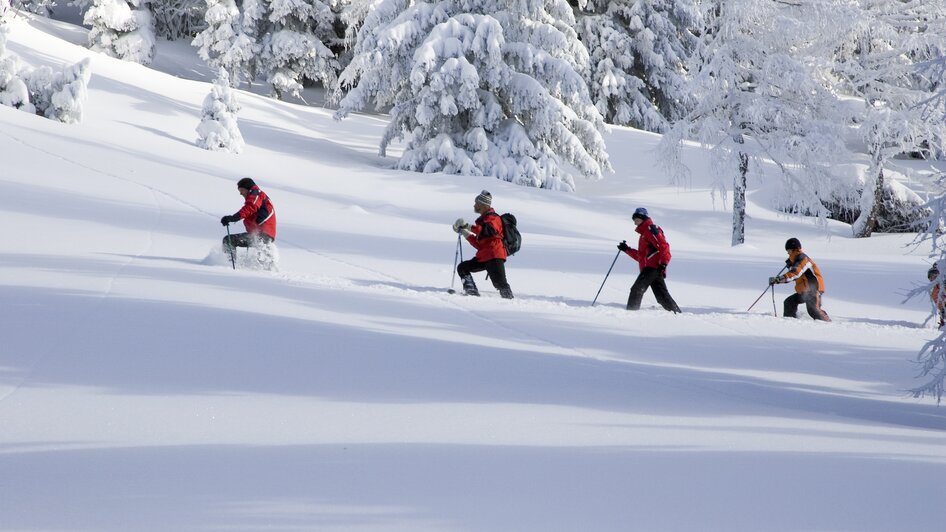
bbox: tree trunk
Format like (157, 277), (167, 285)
(854, 150), (885, 238)
(732, 151), (748, 246)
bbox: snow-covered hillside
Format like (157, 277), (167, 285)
(1, 15), (944, 532)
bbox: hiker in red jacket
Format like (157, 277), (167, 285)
(453, 190), (514, 299)
(618, 207), (681, 313)
(220, 177), (277, 256)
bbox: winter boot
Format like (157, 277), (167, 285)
(460, 274), (480, 296)
(499, 287), (514, 299)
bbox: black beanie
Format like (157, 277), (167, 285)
(237, 177), (256, 189)
(785, 237), (801, 250)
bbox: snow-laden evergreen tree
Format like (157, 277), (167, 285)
(193, 0), (260, 86)
(197, 67), (245, 153)
(0, 24), (36, 113)
(12, 0), (57, 16)
(84, 0), (156, 65)
(658, 0), (854, 245)
(338, 0), (376, 48)
(831, 0), (946, 238)
(260, 0), (339, 99)
(573, 0), (702, 132)
(335, 0), (611, 191)
(26, 58), (93, 123)
(152, 0), (206, 40)
(908, 52), (946, 404)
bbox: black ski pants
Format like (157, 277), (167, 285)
(627, 267), (681, 312)
(783, 288), (830, 321)
(223, 232), (273, 251)
(457, 258), (513, 298)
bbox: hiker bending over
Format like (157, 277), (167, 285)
(220, 178), (277, 266)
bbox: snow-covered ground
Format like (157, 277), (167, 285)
(1, 15), (944, 532)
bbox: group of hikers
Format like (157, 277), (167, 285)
(219, 178), (839, 321)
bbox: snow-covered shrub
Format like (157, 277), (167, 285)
(196, 67), (244, 153)
(0, 24), (36, 113)
(575, 0), (702, 132)
(25, 58), (92, 123)
(335, 0), (611, 191)
(84, 0), (156, 65)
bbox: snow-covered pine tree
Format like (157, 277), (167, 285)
(152, 0), (206, 41)
(573, 0), (702, 132)
(0, 24), (36, 113)
(658, 0), (853, 245)
(260, 0), (339, 99)
(193, 0), (258, 86)
(84, 0), (156, 65)
(196, 67), (245, 153)
(832, 0), (946, 238)
(13, 0), (57, 16)
(335, 0), (611, 191)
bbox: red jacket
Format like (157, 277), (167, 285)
(467, 209), (507, 261)
(237, 186), (277, 240)
(623, 218), (671, 271)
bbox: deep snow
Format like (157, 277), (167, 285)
(1, 14), (944, 532)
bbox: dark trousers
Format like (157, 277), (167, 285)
(223, 232), (273, 251)
(457, 258), (513, 298)
(627, 267), (681, 312)
(784, 289), (830, 321)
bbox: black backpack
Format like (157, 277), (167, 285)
(489, 212), (521, 256)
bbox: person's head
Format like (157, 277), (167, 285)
(237, 177), (256, 197)
(631, 207), (649, 226)
(474, 190), (492, 214)
(785, 237), (802, 253)
(929, 265), (940, 282)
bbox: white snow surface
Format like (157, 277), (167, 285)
(1, 15), (945, 532)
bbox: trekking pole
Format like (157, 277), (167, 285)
(747, 265), (787, 313)
(225, 224), (236, 270)
(771, 283), (777, 316)
(448, 233), (461, 294)
(592, 242), (624, 307)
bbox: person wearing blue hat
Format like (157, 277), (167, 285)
(617, 207), (681, 313)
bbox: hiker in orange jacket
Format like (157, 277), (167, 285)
(769, 238), (830, 321)
(929, 265), (945, 328)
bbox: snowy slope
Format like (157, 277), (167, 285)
(1, 15), (944, 532)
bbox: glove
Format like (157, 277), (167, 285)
(768, 276), (782, 285)
(459, 226), (473, 237)
(452, 218), (469, 234)
(617, 241), (630, 252)
(657, 264), (667, 278)
(220, 214), (240, 226)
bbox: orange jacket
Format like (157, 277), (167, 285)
(782, 249), (824, 294)
(467, 209), (507, 262)
(932, 284), (946, 313)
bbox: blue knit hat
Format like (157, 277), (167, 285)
(632, 207), (649, 221)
